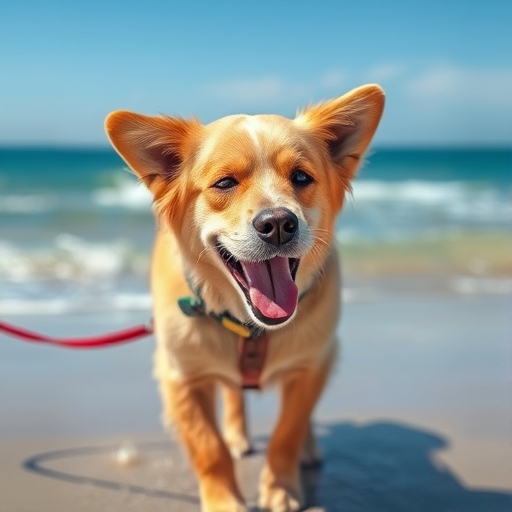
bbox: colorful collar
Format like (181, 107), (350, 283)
(177, 294), (264, 339)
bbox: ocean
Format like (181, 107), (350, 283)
(1, 147), (511, 315)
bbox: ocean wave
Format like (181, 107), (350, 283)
(92, 175), (152, 209)
(0, 175), (152, 217)
(351, 180), (463, 203)
(349, 180), (512, 223)
(0, 233), (152, 315)
(0, 292), (152, 316)
(0, 235), (149, 283)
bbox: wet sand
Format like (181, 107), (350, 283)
(0, 280), (511, 511)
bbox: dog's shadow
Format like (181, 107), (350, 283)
(295, 421), (511, 512)
(23, 420), (511, 511)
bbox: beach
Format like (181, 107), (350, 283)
(1, 276), (511, 511)
(1, 147), (511, 510)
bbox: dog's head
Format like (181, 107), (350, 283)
(105, 85), (384, 329)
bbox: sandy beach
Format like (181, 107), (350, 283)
(1, 276), (510, 512)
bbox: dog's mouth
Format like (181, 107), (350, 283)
(216, 244), (300, 326)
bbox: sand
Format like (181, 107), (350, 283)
(0, 279), (511, 511)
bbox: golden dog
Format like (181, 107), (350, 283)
(105, 84), (384, 511)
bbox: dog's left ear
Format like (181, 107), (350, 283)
(295, 84), (384, 179)
(104, 111), (201, 195)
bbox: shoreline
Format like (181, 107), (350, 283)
(2, 269), (511, 318)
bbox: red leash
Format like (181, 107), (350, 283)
(0, 319), (153, 349)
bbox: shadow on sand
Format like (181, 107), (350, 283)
(303, 421), (511, 512)
(23, 421), (511, 511)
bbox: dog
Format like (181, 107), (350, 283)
(105, 84), (384, 512)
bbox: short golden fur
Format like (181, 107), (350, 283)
(105, 84), (384, 511)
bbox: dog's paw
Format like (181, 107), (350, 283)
(224, 432), (253, 459)
(258, 486), (302, 512)
(258, 466), (303, 512)
(202, 496), (248, 512)
(200, 481), (247, 512)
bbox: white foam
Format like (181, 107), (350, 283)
(92, 176), (152, 210)
(0, 298), (72, 316)
(0, 292), (152, 316)
(54, 234), (130, 279)
(350, 180), (512, 223)
(352, 180), (463, 204)
(0, 236), (149, 283)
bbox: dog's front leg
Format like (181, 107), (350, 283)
(259, 355), (333, 511)
(222, 385), (252, 459)
(161, 378), (246, 512)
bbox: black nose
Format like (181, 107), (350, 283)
(252, 208), (298, 247)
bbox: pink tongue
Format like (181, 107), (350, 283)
(240, 257), (298, 319)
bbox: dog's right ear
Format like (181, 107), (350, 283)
(295, 85), (385, 182)
(104, 111), (201, 193)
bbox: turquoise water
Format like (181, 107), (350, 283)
(1, 147), (510, 314)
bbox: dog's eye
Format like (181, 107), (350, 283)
(212, 177), (238, 190)
(291, 169), (314, 187)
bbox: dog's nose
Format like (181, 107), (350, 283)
(252, 208), (298, 246)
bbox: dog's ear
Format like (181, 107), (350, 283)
(295, 84), (384, 179)
(104, 111), (201, 193)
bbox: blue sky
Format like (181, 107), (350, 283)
(1, 0), (511, 146)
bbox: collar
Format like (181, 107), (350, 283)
(177, 294), (264, 339)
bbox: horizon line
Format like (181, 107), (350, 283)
(1, 143), (511, 152)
